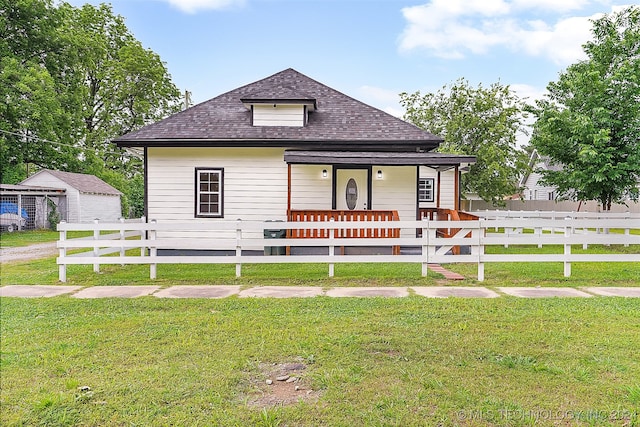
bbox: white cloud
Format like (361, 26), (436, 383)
(163, 0), (245, 13)
(399, 1), (622, 66)
(511, 0), (588, 13)
(512, 15), (596, 64)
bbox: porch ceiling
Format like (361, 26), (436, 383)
(284, 150), (476, 166)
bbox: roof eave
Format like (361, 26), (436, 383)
(114, 138), (442, 149)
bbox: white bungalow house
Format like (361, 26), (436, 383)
(519, 149), (561, 201)
(20, 170), (122, 223)
(114, 69), (475, 250)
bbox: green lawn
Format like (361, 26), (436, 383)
(2, 232), (640, 425)
(1, 297), (639, 426)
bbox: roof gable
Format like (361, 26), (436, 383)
(115, 68), (442, 149)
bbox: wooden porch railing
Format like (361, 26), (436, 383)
(287, 209), (401, 254)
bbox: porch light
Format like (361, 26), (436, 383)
(377, 170), (383, 179)
(322, 169), (328, 178)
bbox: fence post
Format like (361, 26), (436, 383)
(140, 216), (146, 256)
(427, 221), (437, 271)
(504, 211), (510, 248)
(624, 212), (630, 248)
(119, 217), (125, 265)
(477, 219), (485, 282)
(149, 219), (157, 280)
(58, 221), (67, 282)
(236, 219), (242, 278)
(564, 216), (572, 277)
(93, 218), (100, 273)
(329, 218), (335, 277)
(421, 218), (429, 277)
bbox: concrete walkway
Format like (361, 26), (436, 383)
(1, 285), (640, 299)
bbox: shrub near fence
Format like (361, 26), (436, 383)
(56, 217), (640, 282)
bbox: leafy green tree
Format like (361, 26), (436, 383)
(400, 79), (530, 206)
(1, 0), (181, 217)
(58, 2), (180, 180)
(0, 0), (80, 181)
(528, 6), (640, 210)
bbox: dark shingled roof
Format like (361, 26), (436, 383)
(114, 68), (442, 150)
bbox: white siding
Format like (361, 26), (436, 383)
(253, 105), (304, 127)
(147, 147), (288, 245)
(439, 170), (456, 209)
(290, 165), (333, 210)
(372, 166), (416, 237)
(80, 194), (122, 222)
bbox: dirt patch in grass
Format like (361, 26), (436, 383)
(245, 360), (322, 408)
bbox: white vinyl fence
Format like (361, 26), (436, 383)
(472, 210), (640, 220)
(57, 216), (640, 282)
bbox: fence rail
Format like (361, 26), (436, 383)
(57, 217), (640, 282)
(473, 209), (640, 219)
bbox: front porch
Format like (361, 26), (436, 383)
(286, 208), (478, 256)
(287, 209), (401, 255)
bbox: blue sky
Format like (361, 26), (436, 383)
(69, 0), (632, 122)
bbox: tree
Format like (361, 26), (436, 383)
(1, 0), (181, 217)
(528, 6), (640, 210)
(400, 79), (530, 206)
(57, 2), (181, 181)
(0, 0), (81, 180)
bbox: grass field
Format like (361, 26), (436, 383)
(1, 230), (639, 425)
(1, 297), (639, 426)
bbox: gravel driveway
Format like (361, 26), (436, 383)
(0, 242), (58, 263)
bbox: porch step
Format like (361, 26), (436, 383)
(428, 264), (465, 280)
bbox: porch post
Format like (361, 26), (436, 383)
(436, 170), (441, 208)
(287, 164), (292, 219)
(454, 166), (459, 211)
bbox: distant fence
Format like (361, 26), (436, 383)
(57, 217), (640, 283)
(472, 210), (640, 220)
(463, 199), (640, 214)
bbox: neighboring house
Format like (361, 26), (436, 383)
(20, 170), (122, 222)
(114, 68), (475, 244)
(520, 149), (560, 201)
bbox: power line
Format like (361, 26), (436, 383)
(0, 129), (80, 149)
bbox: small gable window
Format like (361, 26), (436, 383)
(195, 168), (224, 218)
